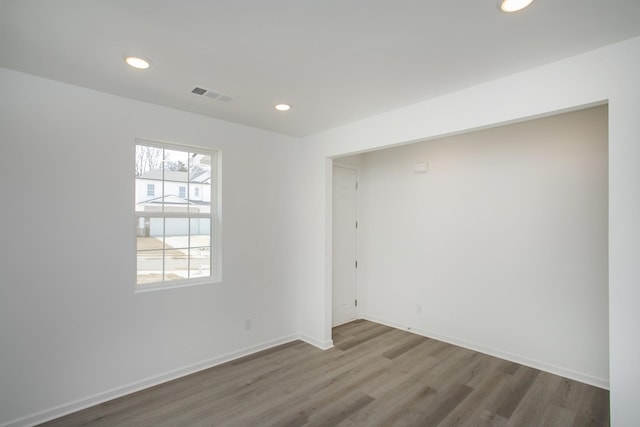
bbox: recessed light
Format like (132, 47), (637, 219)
(124, 56), (151, 69)
(275, 104), (291, 111)
(499, 0), (534, 12)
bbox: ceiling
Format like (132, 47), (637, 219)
(2, 1), (640, 137)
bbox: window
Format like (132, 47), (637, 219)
(194, 187), (200, 197)
(135, 140), (219, 290)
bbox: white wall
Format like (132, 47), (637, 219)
(299, 36), (640, 426)
(356, 106), (608, 387)
(0, 67), (299, 426)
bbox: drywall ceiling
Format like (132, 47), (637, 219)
(1, 0), (640, 137)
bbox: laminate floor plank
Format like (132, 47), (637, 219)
(341, 355), (448, 426)
(39, 320), (609, 427)
(389, 382), (474, 427)
(304, 392), (375, 427)
(358, 341), (445, 399)
(429, 349), (488, 389)
(332, 319), (384, 343)
(383, 334), (429, 360)
(331, 318), (366, 334)
(472, 410), (509, 427)
(541, 405), (576, 427)
(439, 367), (509, 427)
(503, 371), (565, 427)
(570, 385), (610, 427)
(333, 323), (395, 351)
(497, 360), (521, 376)
(489, 366), (540, 419)
(463, 355), (504, 389)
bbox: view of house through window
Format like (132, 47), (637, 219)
(135, 141), (218, 288)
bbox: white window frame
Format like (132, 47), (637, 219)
(134, 139), (221, 292)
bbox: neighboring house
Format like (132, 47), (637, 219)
(135, 169), (211, 237)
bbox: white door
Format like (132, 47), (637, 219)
(332, 165), (358, 326)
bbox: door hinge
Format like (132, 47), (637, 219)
(355, 260), (358, 268)
(355, 221), (358, 229)
(355, 299), (358, 307)
(356, 182), (359, 190)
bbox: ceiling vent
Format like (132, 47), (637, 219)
(191, 86), (236, 103)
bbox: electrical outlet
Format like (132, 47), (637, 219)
(245, 318), (252, 330)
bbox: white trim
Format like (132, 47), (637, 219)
(134, 137), (213, 155)
(1, 335), (301, 427)
(133, 276), (218, 293)
(298, 334), (334, 350)
(324, 158), (334, 345)
(360, 314), (610, 390)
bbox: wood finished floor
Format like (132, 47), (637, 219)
(40, 320), (609, 427)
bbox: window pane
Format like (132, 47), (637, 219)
(163, 217), (189, 282)
(189, 218), (210, 279)
(137, 250), (163, 285)
(164, 248), (189, 282)
(190, 183), (211, 213)
(136, 217), (164, 248)
(189, 247), (210, 279)
(163, 182), (189, 213)
(190, 218), (210, 246)
(189, 153), (211, 213)
(164, 149), (189, 182)
(135, 145), (164, 213)
(164, 217), (189, 245)
(190, 153), (211, 182)
(135, 179), (163, 213)
(135, 145), (163, 177)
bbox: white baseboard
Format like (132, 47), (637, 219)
(299, 333), (334, 350)
(360, 314), (610, 390)
(1, 334), (302, 427)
